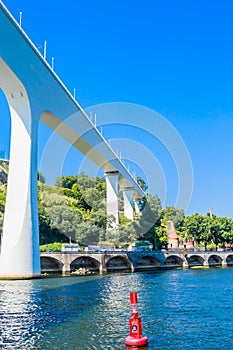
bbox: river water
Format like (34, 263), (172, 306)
(0, 267), (233, 349)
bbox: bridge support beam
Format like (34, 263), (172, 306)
(62, 261), (71, 275)
(134, 200), (141, 215)
(0, 60), (41, 279)
(99, 263), (107, 274)
(222, 258), (227, 268)
(122, 187), (134, 221)
(183, 260), (189, 269)
(105, 171), (119, 230)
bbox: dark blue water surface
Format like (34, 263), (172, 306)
(1, 268), (233, 349)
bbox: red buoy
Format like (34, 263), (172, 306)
(125, 292), (148, 347)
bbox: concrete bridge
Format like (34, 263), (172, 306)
(0, 3), (145, 279)
(40, 250), (233, 274)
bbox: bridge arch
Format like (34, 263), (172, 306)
(40, 256), (63, 274)
(106, 255), (133, 272)
(208, 254), (222, 267)
(136, 255), (161, 270)
(226, 254), (233, 266)
(188, 255), (204, 267)
(70, 256), (100, 272)
(164, 255), (184, 268)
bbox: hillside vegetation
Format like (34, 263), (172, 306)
(1, 169), (233, 250)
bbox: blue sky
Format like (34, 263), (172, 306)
(1, 0), (233, 218)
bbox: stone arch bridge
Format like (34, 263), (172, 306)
(40, 251), (233, 274)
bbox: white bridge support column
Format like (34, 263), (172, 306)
(122, 187), (134, 221)
(0, 60), (41, 279)
(105, 171), (119, 230)
(134, 200), (141, 214)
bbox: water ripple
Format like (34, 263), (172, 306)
(1, 269), (233, 349)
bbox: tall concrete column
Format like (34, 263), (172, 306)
(122, 187), (134, 221)
(105, 171), (119, 230)
(0, 61), (40, 279)
(134, 198), (143, 215)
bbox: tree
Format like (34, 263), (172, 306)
(133, 194), (161, 247)
(40, 190), (67, 208)
(119, 213), (132, 225)
(160, 206), (184, 229)
(75, 222), (102, 245)
(88, 209), (107, 228)
(220, 217), (233, 244)
(69, 183), (91, 210)
(83, 187), (104, 210)
(182, 214), (211, 248)
(47, 205), (82, 241)
(0, 185), (6, 212)
(117, 224), (138, 243)
(209, 216), (233, 249)
(155, 226), (168, 248)
(76, 173), (96, 190)
(38, 205), (69, 244)
(55, 175), (77, 189)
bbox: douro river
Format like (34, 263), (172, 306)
(1, 268), (233, 349)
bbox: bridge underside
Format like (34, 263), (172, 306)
(0, 3), (145, 279)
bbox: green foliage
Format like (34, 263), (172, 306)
(0, 185), (6, 212)
(38, 204), (69, 244)
(65, 184), (91, 210)
(88, 209), (107, 228)
(75, 222), (102, 245)
(105, 224), (137, 246)
(0, 211), (4, 239)
(40, 242), (62, 251)
(47, 205), (82, 241)
(84, 187), (104, 210)
(181, 214), (233, 249)
(161, 206), (184, 229)
(40, 190), (67, 207)
(2, 171), (233, 250)
(55, 175), (77, 189)
(155, 226), (168, 247)
(133, 194), (161, 247)
(0, 185), (6, 238)
(76, 173), (97, 190)
(182, 214), (211, 244)
(119, 213), (132, 225)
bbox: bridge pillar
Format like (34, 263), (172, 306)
(0, 60), (40, 279)
(130, 262), (135, 272)
(222, 257), (227, 268)
(203, 260), (209, 268)
(99, 263), (107, 274)
(183, 260), (189, 269)
(99, 253), (107, 274)
(62, 261), (71, 275)
(134, 200), (141, 215)
(105, 171), (119, 229)
(122, 187), (134, 221)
